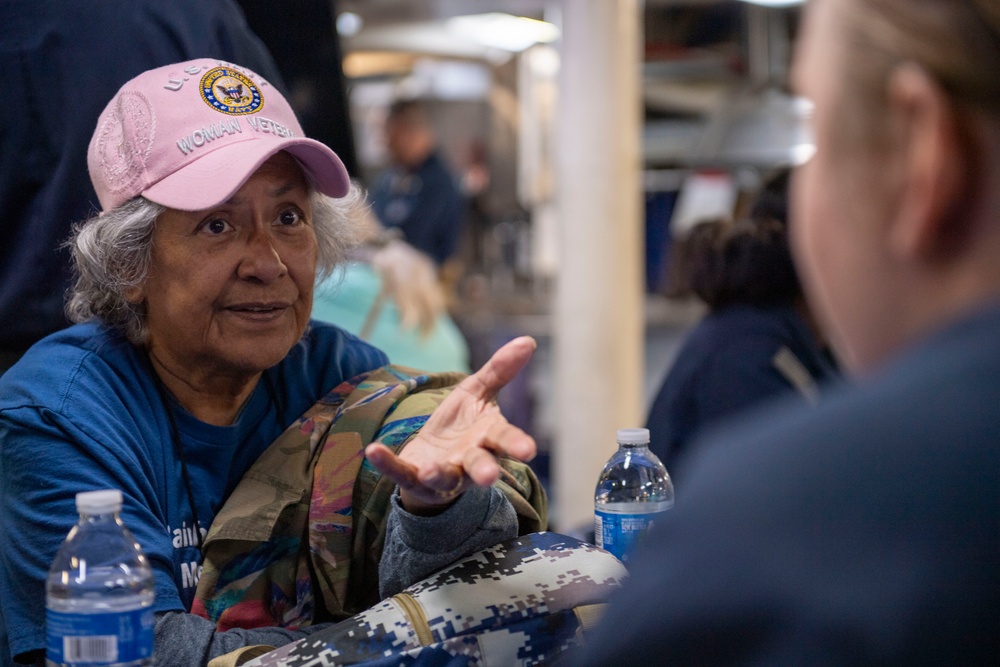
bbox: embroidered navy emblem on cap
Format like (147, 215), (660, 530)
(199, 67), (262, 115)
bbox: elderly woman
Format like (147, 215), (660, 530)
(0, 60), (537, 665)
(582, 0), (1000, 664)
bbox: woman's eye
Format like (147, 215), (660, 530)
(277, 209), (303, 226)
(202, 218), (231, 235)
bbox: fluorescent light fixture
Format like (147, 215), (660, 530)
(446, 13), (560, 53)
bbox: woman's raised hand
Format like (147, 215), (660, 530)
(364, 336), (537, 514)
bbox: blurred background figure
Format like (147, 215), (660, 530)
(312, 213), (471, 374)
(369, 99), (467, 268)
(646, 169), (838, 476)
(0, 0), (283, 374)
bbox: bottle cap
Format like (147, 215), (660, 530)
(76, 489), (123, 514)
(617, 428), (650, 444)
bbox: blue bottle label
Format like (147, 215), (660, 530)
(595, 509), (667, 565)
(46, 607), (153, 665)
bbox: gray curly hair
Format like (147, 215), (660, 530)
(65, 181), (366, 345)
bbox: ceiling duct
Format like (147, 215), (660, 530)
(688, 3), (812, 168)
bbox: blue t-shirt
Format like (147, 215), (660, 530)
(0, 320), (386, 660)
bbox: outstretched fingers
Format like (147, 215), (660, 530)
(366, 442), (465, 496)
(484, 420), (536, 465)
(458, 420), (537, 487)
(458, 336), (536, 403)
(364, 443), (420, 490)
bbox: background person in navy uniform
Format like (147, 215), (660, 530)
(646, 169), (837, 478)
(0, 0), (284, 374)
(581, 0), (1000, 663)
(369, 99), (466, 267)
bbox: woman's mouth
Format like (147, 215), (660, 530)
(224, 302), (290, 321)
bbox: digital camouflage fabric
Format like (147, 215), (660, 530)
(235, 532), (628, 667)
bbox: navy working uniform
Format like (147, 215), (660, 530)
(369, 152), (465, 266)
(646, 302), (837, 476)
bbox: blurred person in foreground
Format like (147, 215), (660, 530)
(369, 99), (466, 267)
(0, 0), (284, 374)
(646, 170), (838, 476)
(582, 0), (1000, 663)
(0, 59), (538, 665)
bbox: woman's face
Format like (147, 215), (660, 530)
(135, 152), (318, 382)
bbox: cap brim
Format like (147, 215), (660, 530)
(141, 137), (350, 211)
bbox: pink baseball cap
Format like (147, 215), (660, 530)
(87, 59), (350, 212)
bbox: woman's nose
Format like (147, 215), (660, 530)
(237, 228), (287, 283)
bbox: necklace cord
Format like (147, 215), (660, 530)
(262, 370), (286, 428)
(146, 359), (288, 554)
(147, 357), (204, 552)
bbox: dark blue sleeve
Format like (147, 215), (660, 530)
(288, 322), (389, 411)
(308, 321), (388, 375)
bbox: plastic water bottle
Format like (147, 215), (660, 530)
(46, 490), (155, 666)
(594, 428), (674, 565)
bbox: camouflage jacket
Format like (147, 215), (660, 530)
(191, 365), (548, 630)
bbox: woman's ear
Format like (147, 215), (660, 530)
(884, 63), (971, 261)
